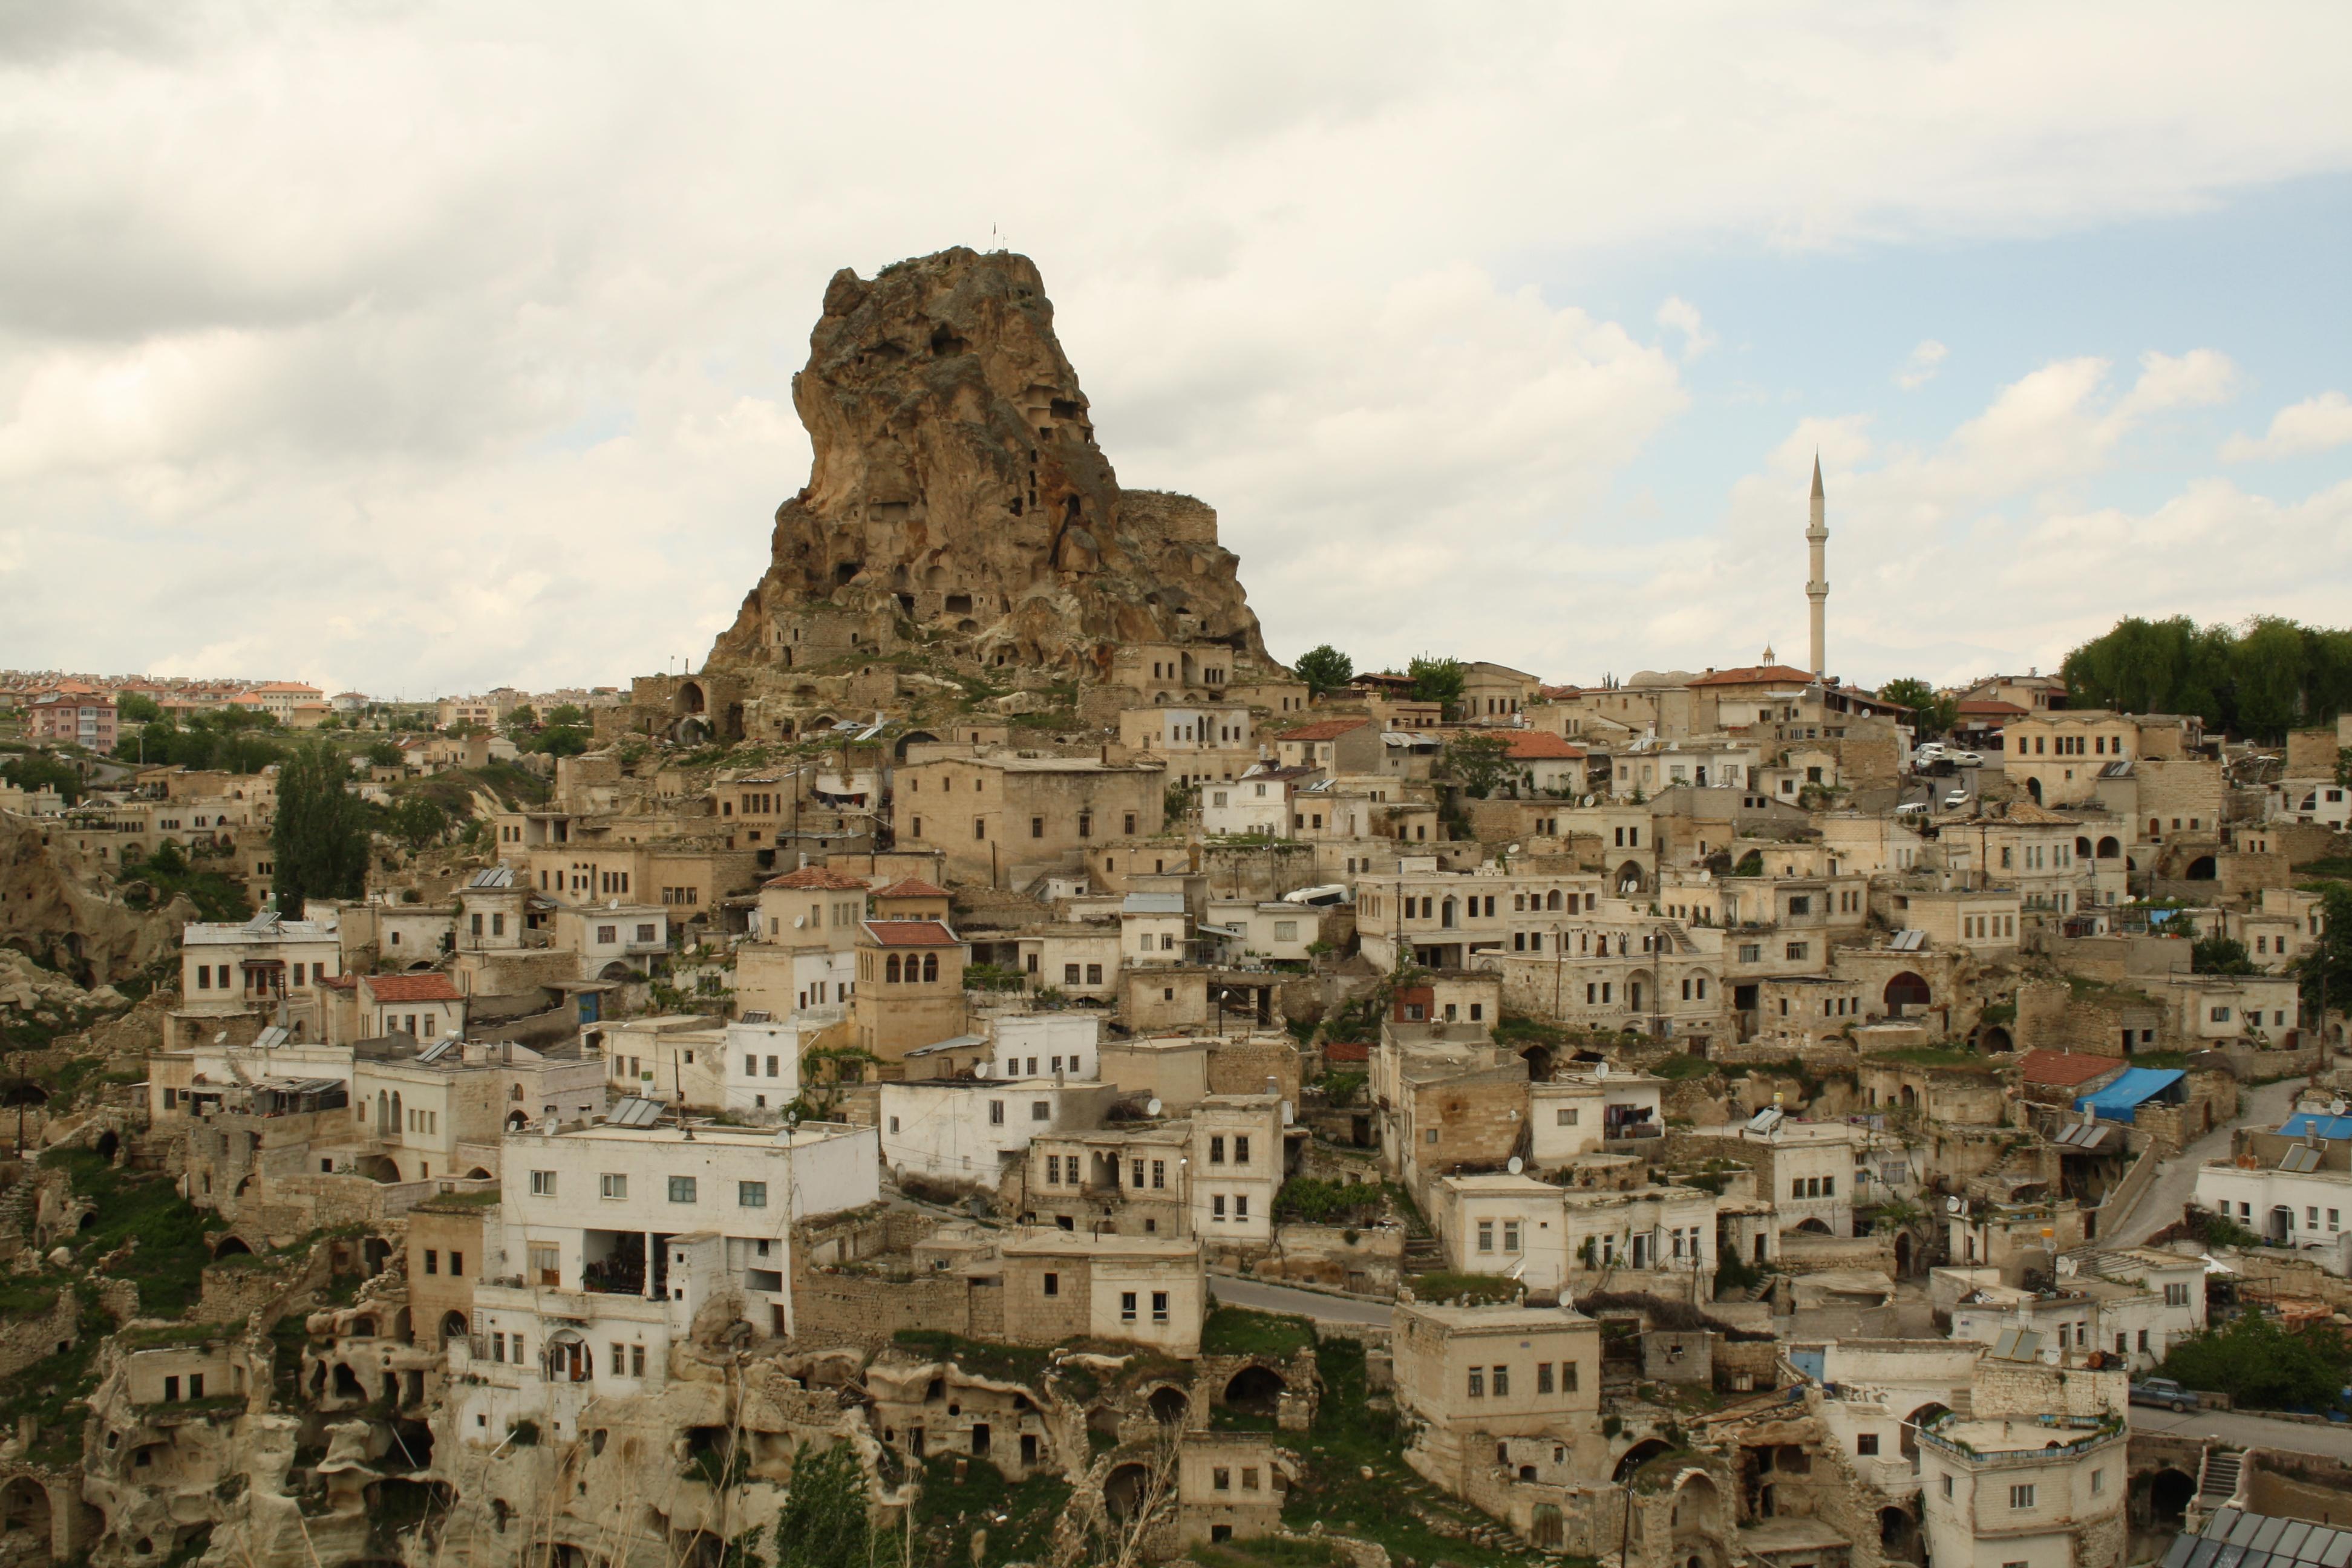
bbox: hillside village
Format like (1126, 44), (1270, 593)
(6, 249), (2352, 1568)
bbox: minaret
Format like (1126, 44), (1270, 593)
(1805, 454), (1828, 678)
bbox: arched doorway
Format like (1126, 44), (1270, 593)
(0, 1478), (51, 1558)
(2097, 836), (2121, 859)
(441, 1312), (469, 1346)
(1146, 1386), (1189, 1425)
(1893, 1233), (1913, 1275)
(1880, 1506), (1922, 1564)
(1223, 1366), (1285, 1416)
(1797, 1218), (1833, 1235)
(2145, 1467), (2194, 1528)
(94, 1129), (119, 1160)
(213, 1236), (253, 1259)
(1616, 861), (1646, 895)
(1103, 1463), (1152, 1521)
(1898, 1402), (1949, 1463)
(1671, 1474), (1720, 1541)
(1978, 1024), (2013, 1054)
(1520, 1045), (1555, 1082)
(1613, 1437), (1673, 1483)
(2027, 777), (2043, 805)
(1883, 972), (1931, 1017)
(2186, 856), (2217, 880)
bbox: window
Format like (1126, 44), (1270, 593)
(1086, 963), (1103, 984)
(1121, 1291), (1138, 1322)
(1031, 1100), (1050, 1121)
(423, 1249), (439, 1275)
(1031, 817), (1044, 839)
(599, 1173), (627, 1200)
(1503, 1221), (1520, 1250)
(1210, 1135), (1226, 1164)
(451, 1251), (463, 1275)
(1047, 1155), (1062, 1184)
(1213, 1195), (1227, 1220)
(739, 1181), (767, 1208)
(1234, 1135), (1250, 1165)
(668, 1176), (698, 1203)
(1786, 941), (1808, 960)
(2163, 1281), (2190, 1307)
(1563, 1362), (1577, 1391)
(530, 1170), (557, 1197)
(1152, 1291), (1169, 1323)
(2008, 1484), (2036, 1509)
(1151, 1160), (1166, 1189)
(1043, 1272), (1059, 1297)
(989, 1100), (1004, 1125)
(1467, 1368), (1485, 1397)
(1491, 1365), (1509, 1396)
(1856, 1434), (1878, 1455)
(1212, 1468), (1230, 1491)
(2091, 1469), (2105, 1495)
(1557, 1107), (1578, 1126)
(1537, 1362), (1553, 1394)
(1063, 963), (1081, 985)
(1941, 1476), (1953, 1499)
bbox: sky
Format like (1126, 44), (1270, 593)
(2, 3), (2350, 699)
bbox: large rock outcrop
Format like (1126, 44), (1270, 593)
(0, 813), (190, 988)
(691, 248), (1276, 731)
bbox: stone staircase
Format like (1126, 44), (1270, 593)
(1659, 919), (1703, 956)
(0, 1175), (36, 1251)
(1401, 1233), (1443, 1275)
(2198, 1449), (2242, 1508)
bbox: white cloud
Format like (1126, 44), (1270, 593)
(0, 5), (2348, 690)
(1655, 296), (1717, 361)
(2221, 391), (2352, 462)
(1895, 339), (1947, 389)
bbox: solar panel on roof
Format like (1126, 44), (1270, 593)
(253, 1025), (290, 1050)
(2188, 1537), (2227, 1568)
(2280, 1145), (2322, 1173)
(2206, 1512), (2243, 1542)
(739, 1011), (771, 1024)
(2167, 1539), (2203, 1568)
(608, 1097), (663, 1128)
(2275, 1524), (2312, 1561)
(2255, 1522), (2291, 1555)
(2315, 1531), (2352, 1568)
(1746, 1107), (1784, 1134)
(2214, 1545), (2249, 1568)
(416, 1038), (457, 1063)
(2232, 1515), (2268, 1547)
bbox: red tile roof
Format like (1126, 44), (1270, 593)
(1322, 1039), (1370, 1063)
(1958, 700), (2030, 716)
(763, 866), (871, 892)
(2019, 1050), (2125, 1087)
(862, 920), (959, 946)
(1685, 664), (1820, 688)
(1276, 719), (1371, 743)
(874, 878), (950, 900)
(363, 973), (463, 1003)
(1500, 732), (1587, 760)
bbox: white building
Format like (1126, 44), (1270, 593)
(989, 1014), (1102, 1081)
(2194, 1133), (2352, 1271)
(1200, 770), (1305, 838)
(878, 1078), (1122, 1191)
(178, 912), (342, 1023)
(1120, 893), (1189, 967)
(1432, 1172), (1717, 1292)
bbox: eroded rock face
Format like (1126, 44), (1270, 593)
(703, 247), (1273, 693)
(0, 814), (191, 988)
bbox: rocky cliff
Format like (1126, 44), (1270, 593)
(699, 248), (1275, 711)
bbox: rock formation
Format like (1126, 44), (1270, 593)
(655, 247), (1280, 740)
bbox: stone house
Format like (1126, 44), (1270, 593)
(878, 1077), (1122, 1191)
(895, 753), (1166, 887)
(1175, 1431), (1291, 1549)
(1391, 1301), (1604, 1504)
(987, 1230), (1206, 1356)
(408, 1193), (498, 1347)
(849, 918), (969, 1071)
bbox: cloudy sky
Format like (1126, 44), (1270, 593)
(4, 3), (2350, 698)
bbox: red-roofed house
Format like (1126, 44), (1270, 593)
(1498, 730), (1591, 795)
(872, 878), (952, 921)
(2018, 1050), (2126, 1105)
(352, 971), (467, 1042)
(28, 687), (116, 753)
(852, 920), (969, 1073)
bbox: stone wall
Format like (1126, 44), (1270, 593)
(1777, 1230), (1896, 1276)
(1972, 1361), (2125, 1419)
(1206, 1037), (1301, 1102)
(2244, 1451), (2352, 1527)
(1248, 1223), (1403, 1295)
(788, 1259), (972, 1350)
(2015, 978), (2164, 1057)
(0, 1287), (82, 1379)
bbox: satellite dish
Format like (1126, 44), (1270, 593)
(2333, 1100), (2348, 1116)
(214, 1031), (228, 1045)
(972, 1062), (989, 1079)
(1280, 1100), (1294, 1126)
(1145, 1097), (1163, 1117)
(792, 916), (806, 929)
(1945, 1196), (1964, 1215)
(1507, 1156), (1524, 1175)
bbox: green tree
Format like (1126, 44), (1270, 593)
(365, 740), (403, 768)
(773, 1441), (886, 1568)
(1877, 677), (1958, 739)
(1442, 732), (1515, 799)
(1293, 644), (1353, 697)
(115, 691), (163, 724)
(271, 740), (371, 914)
(388, 794), (449, 851)
(1407, 653), (1465, 713)
(503, 704), (538, 740)
(2, 751), (82, 805)
(529, 724), (590, 758)
(2298, 881), (2352, 1021)
(545, 702), (587, 727)
(2159, 1310), (2352, 1411)
(2190, 935), (2258, 976)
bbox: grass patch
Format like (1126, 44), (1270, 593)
(1201, 1306), (1317, 1359)
(0, 1275), (64, 1317)
(912, 1454), (1071, 1568)
(1194, 1538), (1354, 1568)
(1406, 1271), (1521, 1305)
(1865, 1047), (1998, 1071)
(122, 1317), (247, 1348)
(890, 1330), (1053, 1387)
(40, 1147), (226, 1316)
(1650, 1053), (1720, 1081)
(2291, 857), (2352, 880)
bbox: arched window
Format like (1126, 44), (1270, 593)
(886, 954), (902, 983)
(923, 953), (939, 982)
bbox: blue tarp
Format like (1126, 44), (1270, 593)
(2280, 1112), (2352, 1142)
(2076, 1067), (2187, 1123)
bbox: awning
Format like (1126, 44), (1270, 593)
(2076, 1067), (2186, 1123)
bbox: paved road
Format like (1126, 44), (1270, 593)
(2108, 1074), (2307, 1247)
(1209, 1272), (1395, 1327)
(2131, 1402), (2352, 1461)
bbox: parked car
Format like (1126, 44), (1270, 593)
(2129, 1377), (2194, 1412)
(1912, 742), (1946, 762)
(1895, 801), (1928, 815)
(1948, 750), (1984, 766)
(1943, 789), (1971, 809)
